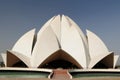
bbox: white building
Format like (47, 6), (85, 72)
(0, 15), (119, 69)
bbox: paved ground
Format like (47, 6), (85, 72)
(0, 77), (120, 80)
(51, 69), (71, 79)
(73, 77), (120, 80)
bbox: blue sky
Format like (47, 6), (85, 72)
(0, 0), (120, 64)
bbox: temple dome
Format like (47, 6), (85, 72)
(0, 15), (119, 69)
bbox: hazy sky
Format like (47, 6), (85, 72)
(0, 0), (120, 64)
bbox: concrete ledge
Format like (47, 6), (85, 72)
(0, 67), (52, 72)
(69, 69), (120, 73)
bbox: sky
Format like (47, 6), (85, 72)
(0, 0), (120, 65)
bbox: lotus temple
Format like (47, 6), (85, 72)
(0, 15), (120, 80)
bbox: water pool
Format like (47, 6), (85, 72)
(70, 72), (120, 78)
(0, 70), (50, 78)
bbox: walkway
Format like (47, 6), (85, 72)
(51, 69), (72, 79)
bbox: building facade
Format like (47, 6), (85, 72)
(0, 15), (119, 69)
